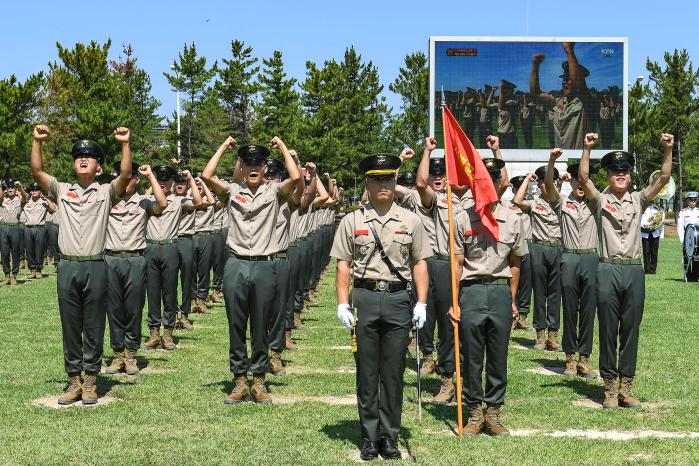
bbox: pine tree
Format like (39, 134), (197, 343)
(254, 50), (301, 146)
(163, 43), (217, 164)
(215, 40), (259, 144)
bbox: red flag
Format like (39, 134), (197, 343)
(442, 106), (499, 240)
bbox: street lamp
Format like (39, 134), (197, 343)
(170, 63), (181, 160)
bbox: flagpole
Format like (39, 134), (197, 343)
(441, 94), (464, 437)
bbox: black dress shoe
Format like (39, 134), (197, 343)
(359, 439), (379, 461)
(379, 437), (402, 460)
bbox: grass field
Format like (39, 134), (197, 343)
(1, 239), (698, 465)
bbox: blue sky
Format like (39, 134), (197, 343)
(0, 0), (695, 121)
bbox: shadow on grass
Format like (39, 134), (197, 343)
(97, 376), (133, 395)
(424, 403), (459, 436)
(511, 336), (536, 347)
(540, 378), (603, 400)
(320, 420), (415, 460)
(104, 354), (151, 371)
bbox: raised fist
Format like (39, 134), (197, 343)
(180, 170), (192, 181)
(560, 172), (572, 183)
(223, 136), (236, 149)
(532, 53), (545, 65)
(270, 136), (284, 149)
(550, 148), (563, 160)
(138, 165), (152, 177)
(486, 135), (500, 151)
(289, 150), (300, 165)
(562, 42), (575, 54)
(424, 137), (437, 151)
(305, 162), (317, 175)
(33, 125), (50, 142)
(584, 133), (599, 150)
(660, 133), (675, 149)
(114, 127), (130, 143)
(399, 147), (415, 162)
(527, 172), (538, 182)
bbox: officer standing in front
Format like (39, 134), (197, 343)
(30, 124), (133, 405)
(513, 166), (563, 351)
(201, 136), (300, 405)
(331, 153), (430, 461)
(545, 149), (598, 378)
(104, 163), (168, 375)
(579, 132), (673, 409)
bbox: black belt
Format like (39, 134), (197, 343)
(196, 231), (214, 236)
(461, 277), (509, 286)
(5, 223), (20, 226)
(146, 239), (175, 245)
(177, 234), (193, 239)
(274, 250), (288, 259)
(26, 225), (45, 228)
(432, 253), (450, 261)
(354, 279), (410, 292)
(564, 248), (597, 254)
(105, 250), (144, 257)
(600, 257), (642, 265)
(62, 254), (104, 262)
(231, 251), (275, 261)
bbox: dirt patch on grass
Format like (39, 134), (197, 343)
(435, 427), (699, 440)
(285, 367), (355, 375)
(511, 344), (530, 351)
(572, 398), (669, 411)
(350, 447), (411, 462)
(31, 395), (120, 409)
(273, 394), (357, 405)
(526, 366), (600, 379)
(298, 345), (353, 351)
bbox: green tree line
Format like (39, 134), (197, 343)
(0, 39), (696, 200)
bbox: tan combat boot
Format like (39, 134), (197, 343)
(545, 329), (562, 351)
(9, 275), (17, 285)
(210, 290), (223, 303)
(618, 377), (642, 408)
(419, 353), (436, 376)
(533, 330), (546, 350)
(57, 372), (82, 405)
(270, 351), (287, 376)
(105, 351), (125, 374)
(124, 349), (139, 375)
(484, 405), (510, 436)
(177, 314), (194, 330)
(35, 271), (43, 279)
(161, 328), (177, 351)
(224, 374), (250, 404)
(196, 299), (211, 314)
(250, 374), (272, 404)
(577, 354), (596, 379)
(82, 372), (98, 405)
(563, 353), (577, 376)
(285, 330), (298, 351)
(20, 259), (27, 270)
(3, 274), (11, 286)
(141, 327), (161, 350)
(463, 403), (485, 435)
(514, 314), (531, 330)
(293, 311), (303, 329)
(602, 377), (619, 409)
(432, 374), (455, 405)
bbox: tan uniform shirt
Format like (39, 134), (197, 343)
(456, 203), (527, 280)
(330, 202), (431, 281)
(223, 181), (286, 256)
(396, 188), (418, 211)
(272, 200), (295, 252)
(2, 195), (23, 224)
(586, 189), (650, 260)
(552, 96), (589, 150)
(526, 197), (561, 241)
(404, 190), (436, 251)
(106, 193), (154, 251)
(195, 198), (215, 233)
(46, 211), (54, 224)
(212, 203), (225, 230)
(177, 196), (196, 236)
(502, 199), (532, 242)
(146, 193), (190, 241)
(552, 193), (598, 250)
(23, 199), (51, 226)
(289, 208), (301, 243)
(432, 191), (463, 256)
(48, 177), (116, 256)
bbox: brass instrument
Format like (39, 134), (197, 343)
(649, 170), (676, 201)
(641, 208), (665, 232)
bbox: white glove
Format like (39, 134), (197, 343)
(412, 302), (427, 329)
(337, 304), (355, 329)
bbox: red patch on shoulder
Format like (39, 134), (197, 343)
(565, 201), (578, 211)
(111, 205), (120, 211)
(440, 197), (449, 205)
(354, 230), (368, 236)
(603, 202), (617, 214)
(66, 192), (78, 200)
(394, 230), (408, 234)
(234, 194), (247, 204)
(464, 229), (477, 236)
